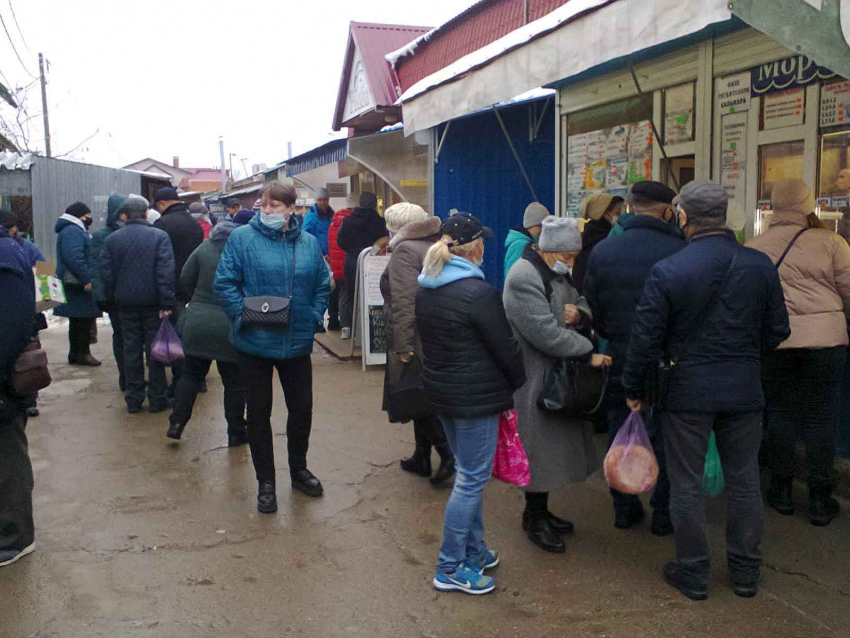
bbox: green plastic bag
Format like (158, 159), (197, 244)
(702, 432), (725, 497)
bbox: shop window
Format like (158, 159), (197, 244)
(760, 88), (806, 131)
(818, 129), (850, 198)
(759, 141), (805, 200)
(663, 83), (695, 145)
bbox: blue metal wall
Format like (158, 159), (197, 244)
(433, 98), (555, 290)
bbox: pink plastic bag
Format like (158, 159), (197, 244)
(492, 410), (531, 487)
(150, 318), (185, 364)
(603, 411), (659, 495)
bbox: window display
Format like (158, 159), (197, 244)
(759, 141), (805, 200)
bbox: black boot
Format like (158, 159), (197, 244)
(430, 443), (455, 486)
(227, 422), (249, 448)
(291, 469), (324, 497)
(400, 421), (433, 477)
(766, 475), (794, 516)
(809, 484), (840, 527)
(662, 561), (708, 601)
(257, 480), (278, 514)
(524, 492), (565, 553)
(614, 501), (646, 529)
(166, 420), (185, 441)
(651, 509), (674, 537)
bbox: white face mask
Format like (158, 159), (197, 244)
(552, 260), (571, 276)
(260, 212), (288, 230)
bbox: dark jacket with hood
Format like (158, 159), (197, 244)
(416, 256), (526, 418)
(154, 202), (203, 301)
(53, 214), (102, 319)
(622, 229), (790, 413)
(101, 219), (176, 311)
(336, 207), (388, 286)
(302, 204), (334, 256)
(572, 217), (612, 293)
(90, 195), (127, 304)
(582, 214), (685, 399)
(0, 225), (35, 414)
(177, 221), (240, 363)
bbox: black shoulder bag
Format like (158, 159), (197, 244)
(241, 242), (297, 328)
(646, 250), (739, 409)
(774, 228), (808, 270)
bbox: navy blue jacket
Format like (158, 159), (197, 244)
(622, 230), (790, 413)
(0, 228), (35, 413)
(53, 216), (102, 319)
(101, 219), (176, 310)
(583, 215), (685, 396)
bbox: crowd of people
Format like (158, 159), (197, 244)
(0, 177), (846, 608)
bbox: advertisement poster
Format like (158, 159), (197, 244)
(763, 89), (805, 130)
(820, 81), (850, 127)
(664, 84), (694, 145)
(721, 112), (748, 171)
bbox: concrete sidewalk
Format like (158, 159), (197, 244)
(1, 323), (849, 638)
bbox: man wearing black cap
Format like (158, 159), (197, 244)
(153, 187), (203, 395)
(583, 181), (685, 536)
(622, 182), (789, 601)
(225, 198), (242, 222)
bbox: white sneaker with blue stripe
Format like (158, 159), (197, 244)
(433, 562), (495, 595)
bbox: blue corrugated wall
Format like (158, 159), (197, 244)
(433, 98), (555, 290)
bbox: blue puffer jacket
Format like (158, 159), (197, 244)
(90, 194), (126, 303)
(302, 204), (333, 256)
(214, 212), (330, 360)
(54, 215), (101, 319)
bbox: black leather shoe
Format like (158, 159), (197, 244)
(227, 429), (249, 448)
(71, 353), (101, 367)
(766, 479), (794, 516)
(522, 509), (574, 536)
(26, 407), (39, 418)
(524, 515), (566, 554)
(810, 495), (840, 527)
(149, 400), (173, 414)
(127, 404), (142, 414)
(662, 561), (707, 601)
(615, 504), (646, 529)
(257, 480), (278, 514)
(732, 580), (759, 598)
(291, 469), (324, 497)
(430, 452), (455, 487)
(166, 422), (185, 441)
(400, 451), (432, 477)
(651, 510), (674, 537)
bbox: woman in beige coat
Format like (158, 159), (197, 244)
(747, 179), (850, 527)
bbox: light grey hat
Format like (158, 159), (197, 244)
(523, 201), (550, 229)
(121, 194), (149, 213)
(673, 181), (728, 219)
(315, 187), (330, 199)
(538, 216), (581, 252)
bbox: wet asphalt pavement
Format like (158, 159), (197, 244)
(1, 322), (849, 638)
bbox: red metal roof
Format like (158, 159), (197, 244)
(394, 0), (569, 93)
(333, 22), (431, 130)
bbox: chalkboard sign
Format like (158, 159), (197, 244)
(368, 307), (386, 355)
(352, 249), (390, 369)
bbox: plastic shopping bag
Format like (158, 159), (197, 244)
(702, 432), (725, 497)
(492, 410), (531, 487)
(603, 411), (659, 495)
(150, 318), (185, 364)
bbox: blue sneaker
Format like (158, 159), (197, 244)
(481, 549), (500, 571)
(433, 563), (496, 595)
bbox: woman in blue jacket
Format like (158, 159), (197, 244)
(215, 182), (330, 514)
(54, 202), (102, 366)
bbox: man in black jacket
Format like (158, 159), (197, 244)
(0, 232), (37, 567)
(102, 196), (176, 413)
(622, 182), (790, 601)
(584, 182), (685, 535)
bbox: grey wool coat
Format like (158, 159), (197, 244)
(503, 250), (599, 492)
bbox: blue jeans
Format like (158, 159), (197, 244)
(436, 414), (499, 574)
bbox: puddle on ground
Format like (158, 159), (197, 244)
(40, 378), (93, 396)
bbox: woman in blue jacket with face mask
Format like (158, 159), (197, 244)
(215, 182), (330, 514)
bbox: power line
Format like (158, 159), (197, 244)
(0, 9), (35, 78)
(7, 1), (29, 54)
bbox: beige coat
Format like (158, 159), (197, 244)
(746, 212), (850, 349)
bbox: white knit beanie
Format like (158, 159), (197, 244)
(384, 202), (432, 234)
(538, 216), (582, 252)
(771, 179), (815, 217)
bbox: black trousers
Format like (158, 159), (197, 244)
(121, 309), (168, 408)
(763, 346), (846, 492)
(328, 283), (341, 329)
(0, 409), (33, 552)
(170, 356), (246, 435)
(168, 304), (186, 393)
(663, 410), (764, 585)
(107, 308), (126, 391)
(413, 415), (448, 450)
(339, 280), (353, 329)
(238, 353), (313, 482)
(68, 317), (95, 357)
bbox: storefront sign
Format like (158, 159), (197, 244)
(326, 183), (348, 198)
(751, 55), (836, 97)
(763, 89), (805, 130)
(721, 112), (748, 170)
(400, 179), (428, 187)
(716, 73), (752, 114)
(834, 196), (850, 208)
(820, 81), (850, 127)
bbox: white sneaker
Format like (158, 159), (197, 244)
(341, 327), (351, 340)
(0, 542), (35, 567)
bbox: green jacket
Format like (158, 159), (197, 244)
(607, 212), (635, 238)
(504, 227), (534, 280)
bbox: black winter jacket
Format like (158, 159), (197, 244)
(101, 219), (176, 310)
(622, 230), (790, 413)
(336, 207), (388, 284)
(154, 202), (203, 301)
(416, 260), (526, 418)
(572, 217), (612, 293)
(583, 215), (686, 398)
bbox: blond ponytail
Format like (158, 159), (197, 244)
(423, 236), (453, 277)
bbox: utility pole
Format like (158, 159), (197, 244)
(38, 53), (51, 157)
(219, 136), (226, 193)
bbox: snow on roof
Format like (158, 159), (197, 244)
(397, 0), (611, 104)
(0, 151), (35, 170)
(385, 27), (438, 68)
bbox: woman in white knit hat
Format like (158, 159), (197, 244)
(381, 202), (455, 486)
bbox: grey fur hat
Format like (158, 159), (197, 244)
(538, 216), (581, 252)
(121, 195), (149, 213)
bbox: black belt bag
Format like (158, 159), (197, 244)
(241, 242), (297, 329)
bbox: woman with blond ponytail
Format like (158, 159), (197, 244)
(415, 212), (527, 596)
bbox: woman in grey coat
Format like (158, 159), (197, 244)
(503, 216), (610, 554)
(380, 203), (455, 486)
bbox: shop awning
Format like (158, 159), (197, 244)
(398, 0), (733, 135)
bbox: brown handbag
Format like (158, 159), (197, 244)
(11, 339), (52, 395)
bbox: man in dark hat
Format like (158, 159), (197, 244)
(622, 182), (789, 600)
(583, 181), (686, 536)
(225, 198), (242, 222)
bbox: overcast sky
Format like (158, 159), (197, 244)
(1, 0), (474, 176)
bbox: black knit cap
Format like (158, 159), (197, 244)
(629, 181), (677, 204)
(359, 191), (378, 209)
(66, 202), (91, 218)
(0, 209), (17, 228)
(153, 187), (180, 204)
